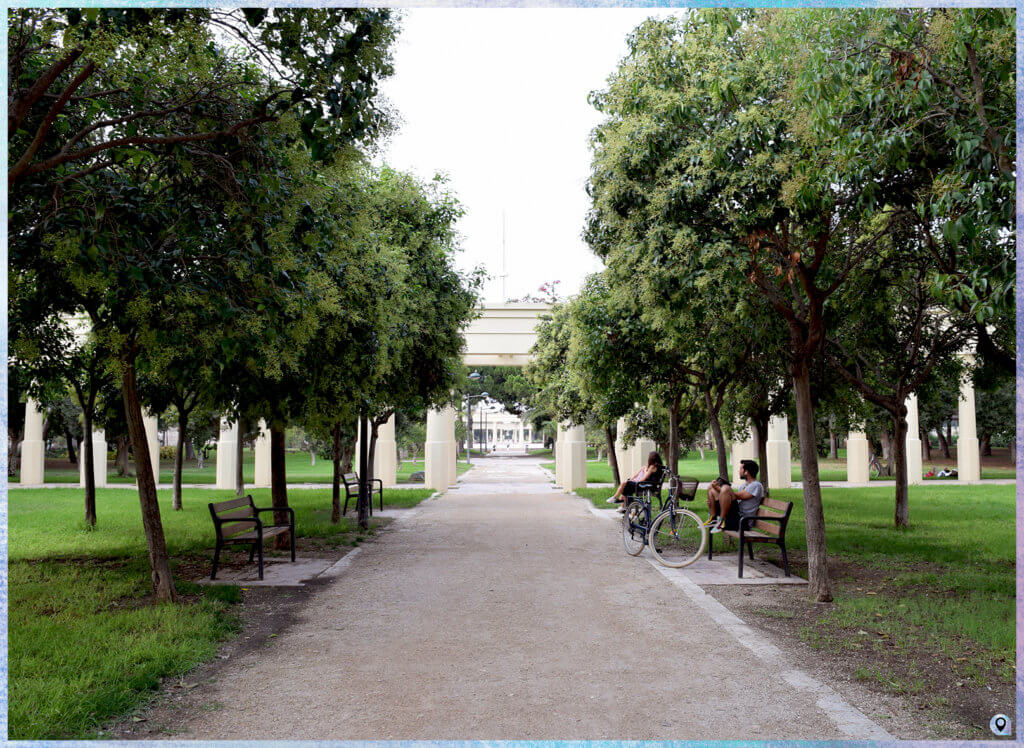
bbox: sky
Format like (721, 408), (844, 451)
(376, 8), (682, 303)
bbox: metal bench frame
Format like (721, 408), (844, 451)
(208, 495), (295, 580)
(707, 496), (793, 577)
(341, 472), (384, 516)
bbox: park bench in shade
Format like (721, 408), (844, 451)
(208, 495), (295, 580)
(707, 496), (793, 578)
(341, 472), (384, 516)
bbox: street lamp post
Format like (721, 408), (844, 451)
(463, 390), (488, 465)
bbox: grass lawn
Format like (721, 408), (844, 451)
(576, 480), (1015, 708)
(550, 447), (1014, 484)
(8, 484), (435, 739)
(15, 449), (473, 486)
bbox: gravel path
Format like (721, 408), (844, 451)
(175, 456), (886, 740)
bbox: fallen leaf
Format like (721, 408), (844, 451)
(132, 717), (146, 723)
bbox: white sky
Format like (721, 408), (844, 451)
(377, 8), (682, 303)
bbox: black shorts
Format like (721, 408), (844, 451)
(713, 499), (742, 530)
(623, 480), (638, 497)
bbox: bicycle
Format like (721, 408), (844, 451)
(622, 469), (707, 568)
(869, 452), (882, 478)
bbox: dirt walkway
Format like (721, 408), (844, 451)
(173, 456), (889, 740)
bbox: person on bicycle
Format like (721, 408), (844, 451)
(607, 451), (664, 513)
(706, 459), (763, 533)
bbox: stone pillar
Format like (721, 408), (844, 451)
(554, 421), (565, 487)
(562, 423), (587, 491)
(20, 398), (46, 485)
(957, 361), (980, 481)
(614, 417), (630, 482)
(254, 419), (271, 487)
(632, 437), (656, 477)
(447, 407), (458, 486)
(143, 411), (160, 484)
(846, 428), (870, 483)
(765, 415), (791, 489)
(215, 417), (239, 490)
(731, 429), (756, 484)
(425, 407), (453, 492)
(905, 394), (923, 485)
(79, 428), (107, 488)
(377, 413), (398, 488)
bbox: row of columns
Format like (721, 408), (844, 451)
(17, 365), (985, 488)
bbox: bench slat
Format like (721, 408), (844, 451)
(217, 507), (255, 521)
(752, 520), (781, 536)
(221, 520), (258, 537)
(211, 496), (252, 513)
(763, 497), (790, 512)
(223, 526), (292, 542)
(723, 529), (777, 541)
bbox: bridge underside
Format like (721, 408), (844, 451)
(461, 303), (549, 368)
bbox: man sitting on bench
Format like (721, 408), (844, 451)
(706, 459), (764, 533)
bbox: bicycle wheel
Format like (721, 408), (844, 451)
(622, 500), (647, 556)
(648, 507), (706, 568)
(869, 460), (881, 478)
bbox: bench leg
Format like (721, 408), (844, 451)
(737, 537), (744, 578)
(248, 544), (256, 564)
(707, 532), (714, 561)
(780, 542), (790, 577)
(342, 493), (349, 517)
(290, 527), (296, 562)
(257, 540), (264, 581)
(211, 543), (222, 580)
(748, 541), (755, 560)
(379, 488), (383, 512)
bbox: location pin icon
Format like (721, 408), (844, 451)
(990, 713), (1011, 736)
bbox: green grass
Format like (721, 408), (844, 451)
(14, 449), (468, 485)
(8, 484), (435, 739)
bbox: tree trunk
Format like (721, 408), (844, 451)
(892, 411), (909, 528)
(605, 425), (620, 486)
(121, 359), (176, 602)
(921, 428), (931, 461)
(65, 428), (78, 464)
(115, 435), (130, 476)
(235, 417), (245, 498)
(366, 418), (380, 512)
(357, 414), (370, 530)
(704, 389), (728, 478)
(82, 407), (96, 527)
(667, 393), (681, 476)
(173, 410), (187, 511)
(331, 422), (342, 524)
(1009, 437), (1016, 465)
(753, 413), (769, 497)
(828, 428), (838, 460)
(937, 427), (951, 459)
(269, 424), (290, 550)
(341, 438), (355, 474)
(878, 429), (893, 475)
(185, 438), (196, 461)
(792, 359), (832, 602)
(981, 434), (992, 456)
(945, 420), (953, 454)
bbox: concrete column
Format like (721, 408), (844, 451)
(425, 407), (453, 492)
(957, 360), (980, 481)
(215, 417), (239, 490)
(554, 421), (565, 487)
(355, 413), (399, 487)
(846, 428), (870, 483)
(143, 411), (160, 484)
(20, 398), (46, 485)
(253, 419), (271, 487)
(79, 428), (107, 488)
(562, 423), (587, 491)
(632, 437), (656, 476)
(614, 417), (630, 482)
(377, 413), (398, 488)
(731, 429), (756, 484)
(905, 393), (923, 485)
(765, 415), (791, 489)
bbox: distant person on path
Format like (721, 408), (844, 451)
(706, 459), (764, 532)
(606, 451), (664, 512)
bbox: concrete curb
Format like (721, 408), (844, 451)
(575, 491), (893, 741)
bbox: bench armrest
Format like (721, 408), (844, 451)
(254, 506), (295, 525)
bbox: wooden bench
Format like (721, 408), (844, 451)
(342, 472), (384, 516)
(707, 496), (793, 577)
(208, 495), (295, 580)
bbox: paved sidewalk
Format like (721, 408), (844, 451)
(172, 456), (891, 740)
